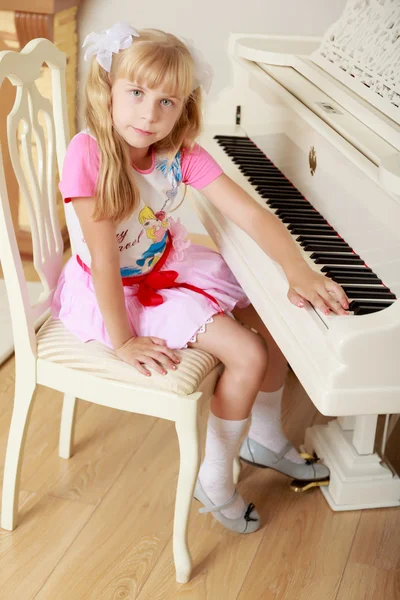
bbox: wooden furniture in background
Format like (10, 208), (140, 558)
(0, 0), (80, 258)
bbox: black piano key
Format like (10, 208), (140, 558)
(217, 138), (259, 147)
(226, 151), (268, 159)
(297, 236), (349, 245)
(232, 158), (272, 166)
(236, 161), (276, 169)
(265, 204), (314, 211)
(218, 143), (258, 150)
(249, 175), (291, 183)
(277, 206), (319, 212)
(243, 170), (281, 177)
(321, 266), (373, 274)
(265, 198), (308, 204)
(256, 182), (298, 190)
(215, 135), (250, 141)
(258, 188), (303, 196)
(267, 200), (310, 207)
(257, 181), (298, 188)
(299, 238), (350, 244)
(276, 209), (318, 216)
(301, 243), (352, 250)
(294, 233), (343, 240)
(242, 169), (286, 178)
(219, 144), (261, 152)
(289, 225), (335, 233)
(283, 217), (328, 224)
(247, 169), (286, 176)
(267, 197), (308, 203)
(266, 198), (309, 206)
(280, 210), (325, 217)
(349, 300), (394, 311)
(330, 275), (383, 284)
(292, 228), (339, 237)
(303, 244), (354, 253)
(342, 284), (392, 292)
(314, 256), (365, 265)
(221, 137), (256, 143)
(254, 180), (296, 188)
(343, 283), (392, 296)
(217, 140), (256, 147)
(311, 251), (361, 259)
(325, 269), (381, 279)
(240, 165), (281, 173)
(343, 288), (396, 300)
(232, 157), (272, 165)
(296, 235), (344, 243)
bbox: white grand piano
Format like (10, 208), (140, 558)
(189, 0), (400, 511)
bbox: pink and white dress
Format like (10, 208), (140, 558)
(51, 131), (250, 349)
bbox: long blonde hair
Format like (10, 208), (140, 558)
(84, 29), (203, 222)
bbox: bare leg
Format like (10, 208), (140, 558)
(188, 313), (268, 519)
(233, 304), (306, 465)
(233, 304), (288, 392)
(188, 313), (268, 420)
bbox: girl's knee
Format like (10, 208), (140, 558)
(233, 331), (268, 376)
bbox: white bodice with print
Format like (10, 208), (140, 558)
(64, 132), (189, 277)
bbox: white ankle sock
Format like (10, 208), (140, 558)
(199, 411), (248, 519)
(248, 386), (305, 464)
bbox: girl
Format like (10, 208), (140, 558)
(52, 23), (349, 534)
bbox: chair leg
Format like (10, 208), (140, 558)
(1, 378), (37, 531)
(173, 404), (201, 584)
(59, 394), (77, 459)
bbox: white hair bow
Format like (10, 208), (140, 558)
(82, 22), (213, 93)
(182, 38), (214, 94)
(82, 22), (139, 72)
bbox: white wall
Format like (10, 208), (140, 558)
(77, 0), (348, 232)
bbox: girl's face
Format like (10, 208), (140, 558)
(111, 78), (184, 150)
(142, 218), (156, 229)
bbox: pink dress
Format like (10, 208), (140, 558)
(51, 131), (250, 349)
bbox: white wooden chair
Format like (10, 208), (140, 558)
(0, 38), (221, 584)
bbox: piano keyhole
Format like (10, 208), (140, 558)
(309, 146), (317, 176)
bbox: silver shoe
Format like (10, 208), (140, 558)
(194, 478), (261, 534)
(240, 437), (330, 481)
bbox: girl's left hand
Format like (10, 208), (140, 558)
(286, 263), (349, 316)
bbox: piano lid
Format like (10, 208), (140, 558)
(232, 0), (400, 195)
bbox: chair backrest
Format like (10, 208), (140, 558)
(0, 38), (69, 361)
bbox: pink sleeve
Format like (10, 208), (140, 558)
(180, 143), (223, 189)
(59, 133), (100, 203)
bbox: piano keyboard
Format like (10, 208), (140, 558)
(215, 135), (397, 316)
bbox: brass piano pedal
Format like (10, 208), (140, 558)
(299, 451), (319, 462)
(289, 450), (329, 492)
(290, 476), (330, 493)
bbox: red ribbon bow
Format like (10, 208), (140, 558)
(136, 269), (180, 307)
(76, 232), (223, 312)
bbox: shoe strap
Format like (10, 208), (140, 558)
(277, 441), (294, 460)
(198, 490), (239, 514)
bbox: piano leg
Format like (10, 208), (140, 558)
(304, 416), (400, 511)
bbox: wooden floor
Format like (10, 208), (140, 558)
(0, 236), (399, 599)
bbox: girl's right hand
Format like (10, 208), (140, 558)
(115, 336), (181, 376)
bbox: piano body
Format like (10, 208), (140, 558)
(189, 0), (400, 511)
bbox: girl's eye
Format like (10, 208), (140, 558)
(131, 89), (142, 97)
(161, 99), (173, 107)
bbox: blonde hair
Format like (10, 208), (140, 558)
(84, 28), (202, 223)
